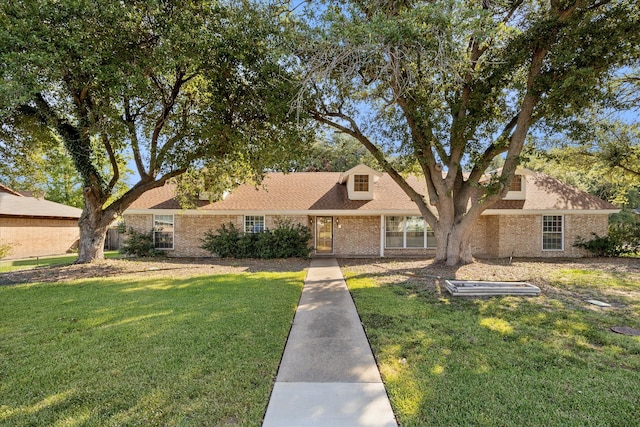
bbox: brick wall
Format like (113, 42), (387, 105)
(123, 212), (610, 259)
(385, 248), (436, 257)
(478, 214), (607, 258)
(123, 213), (310, 257)
(0, 217), (80, 259)
(333, 216), (380, 256)
(123, 214), (153, 233)
(266, 215), (308, 230)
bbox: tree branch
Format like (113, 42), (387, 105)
(310, 109), (438, 224)
(123, 97), (149, 180)
(150, 68), (186, 175)
(105, 167), (187, 216)
(102, 133), (120, 194)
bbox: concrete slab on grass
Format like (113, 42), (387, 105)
(263, 382), (397, 427)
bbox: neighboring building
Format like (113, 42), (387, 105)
(0, 185), (82, 259)
(122, 165), (618, 259)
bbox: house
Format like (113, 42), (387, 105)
(122, 165), (618, 259)
(0, 184), (82, 259)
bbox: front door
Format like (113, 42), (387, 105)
(316, 216), (333, 254)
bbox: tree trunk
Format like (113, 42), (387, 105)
(444, 224), (474, 266)
(433, 220), (474, 266)
(75, 191), (117, 264)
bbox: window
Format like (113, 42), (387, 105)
(385, 216), (404, 247)
(406, 216), (425, 248)
(385, 216), (436, 249)
(245, 215), (265, 233)
(354, 174), (369, 192)
(154, 214), (174, 249)
(542, 215), (563, 250)
(509, 175), (522, 191)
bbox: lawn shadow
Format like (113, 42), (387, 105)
(0, 272), (305, 426)
(339, 258), (640, 426)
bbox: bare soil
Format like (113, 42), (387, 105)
(1, 255), (638, 288)
(0, 257), (309, 286)
(338, 256), (640, 304)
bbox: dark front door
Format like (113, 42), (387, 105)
(316, 216), (333, 254)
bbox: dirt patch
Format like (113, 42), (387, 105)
(338, 256), (640, 300)
(2, 255), (638, 289)
(0, 257), (310, 286)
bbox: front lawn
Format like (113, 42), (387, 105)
(343, 259), (640, 427)
(0, 271), (304, 426)
(0, 251), (121, 273)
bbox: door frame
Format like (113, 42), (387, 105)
(315, 216), (334, 254)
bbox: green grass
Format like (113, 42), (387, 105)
(0, 271), (304, 426)
(345, 268), (640, 427)
(0, 251), (121, 273)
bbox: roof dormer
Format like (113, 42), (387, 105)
(338, 164), (382, 201)
(503, 168), (534, 200)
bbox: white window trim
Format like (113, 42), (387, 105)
(244, 215), (265, 233)
(385, 216), (404, 248)
(153, 214), (174, 250)
(542, 214), (564, 251)
(504, 175), (526, 200)
(353, 174), (369, 192)
(385, 216), (436, 249)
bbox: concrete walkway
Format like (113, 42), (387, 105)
(262, 258), (397, 427)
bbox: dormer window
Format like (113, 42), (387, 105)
(338, 164), (382, 201)
(354, 175), (369, 192)
(503, 172), (526, 200)
(509, 175), (523, 192)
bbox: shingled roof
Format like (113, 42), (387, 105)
(125, 170), (617, 214)
(0, 192), (82, 219)
(0, 183), (23, 196)
(488, 172), (616, 211)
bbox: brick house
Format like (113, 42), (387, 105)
(0, 184), (82, 259)
(122, 165), (618, 259)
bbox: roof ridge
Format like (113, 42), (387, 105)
(0, 183), (24, 196)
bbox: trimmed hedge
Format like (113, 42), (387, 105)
(201, 219), (312, 259)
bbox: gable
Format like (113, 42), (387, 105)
(338, 164), (383, 201)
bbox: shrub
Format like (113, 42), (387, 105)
(0, 244), (12, 259)
(200, 218), (313, 259)
(574, 233), (621, 257)
(265, 218), (313, 259)
(574, 221), (640, 257)
(119, 226), (164, 257)
(200, 223), (242, 258)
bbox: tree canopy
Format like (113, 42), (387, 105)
(297, 0), (639, 264)
(292, 133), (378, 172)
(0, 0), (309, 262)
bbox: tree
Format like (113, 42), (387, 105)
(0, 1), (308, 263)
(0, 135), (132, 208)
(294, 133), (378, 172)
(524, 143), (639, 207)
(297, 0), (639, 265)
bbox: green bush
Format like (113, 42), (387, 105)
(119, 226), (164, 257)
(0, 244), (12, 259)
(200, 218), (313, 259)
(200, 223), (242, 258)
(574, 221), (640, 257)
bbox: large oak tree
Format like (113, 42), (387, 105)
(0, 1), (308, 262)
(298, 0), (639, 265)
